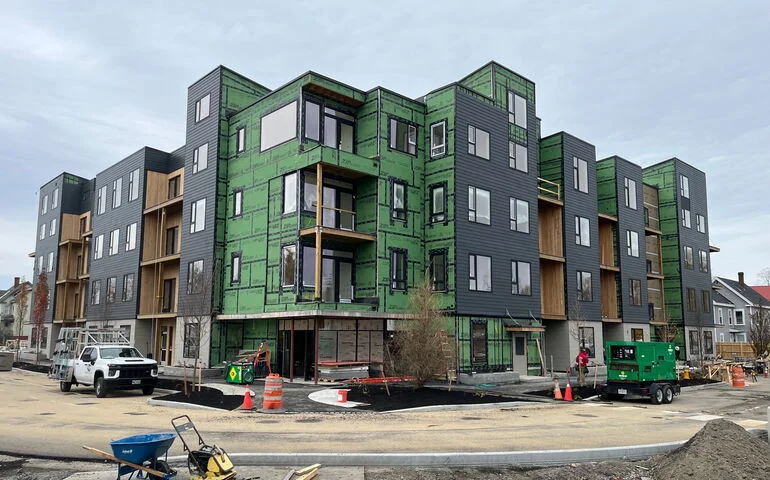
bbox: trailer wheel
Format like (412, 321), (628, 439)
(663, 385), (674, 404)
(60, 381), (72, 392)
(95, 377), (109, 398)
(651, 384), (664, 405)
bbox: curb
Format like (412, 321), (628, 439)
(147, 398), (226, 411)
(163, 441), (685, 467)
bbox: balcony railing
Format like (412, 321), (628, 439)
(537, 177), (561, 201)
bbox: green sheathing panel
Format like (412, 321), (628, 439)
(538, 133), (564, 184)
(643, 161), (683, 331)
(453, 316), (510, 373)
(459, 65), (493, 98)
(423, 86), (456, 311)
(596, 158), (618, 217)
(210, 318), (278, 367)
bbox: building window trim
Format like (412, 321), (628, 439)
(430, 120), (446, 158)
(231, 252), (242, 285)
(282, 172), (298, 215)
(575, 216), (590, 247)
(122, 273), (134, 302)
(125, 223), (137, 252)
(508, 141), (528, 173)
(236, 126), (246, 153)
(391, 179), (407, 222)
(511, 261), (532, 296)
(187, 259), (204, 294)
(128, 168), (140, 201)
(577, 271), (593, 302)
(684, 246), (694, 270)
(390, 248), (408, 292)
(193, 143), (209, 174)
(469, 253), (492, 292)
(507, 90), (528, 129)
(195, 93), (211, 123)
(630, 278), (642, 306)
(112, 177), (122, 209)
(388, 116), (418, 156)
(624, 177), (637, 210)
(509, 198), (530, 234)
(467, 125), (490, 160)
(626, 230), (639, 257)
(429, 182), (447, 224)
(429, 249), (448, 292)
(573, 157), (588, 193)
(190, 198), (206, 233)
(681, 208), (691, 228)
(680, 174), (690, 198)
(233, 189), (243, 217)
(468, 186), (491, 225)
(281, 244), (296, 291)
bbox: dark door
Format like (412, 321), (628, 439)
(162, 279), (175, 312)
(165, 227), (178, 255)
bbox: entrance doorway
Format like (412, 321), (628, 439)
(157, 320), (175, 366)
(281, 329), (315, 380)
(512, 334), (527, 373)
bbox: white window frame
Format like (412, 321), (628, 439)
(112, 177), (122, 209)
(125, 223), (137, 251)
(626, 230), (639, 257)
(624, 177), (637, 210)
(575, 216), (590, 247)
(283, 173), (298, 214)
(509, 198), (529, 233)
(467, 125), (490, 160)
(681, 208), (691, 228)
(97, 185), (107, 214)
(509, 141), (528, 173)
(430, 121), (446, 157)
(717, 307), (723, 324)
(231, 253), (241, 284)
(193, 143), (208, 173)
(190, 198), (206, 233)
(735, 309), (744, 325)
(195, 93), (211, 122)
(94, 234), (104, 259)
(680, 174), (689, 198)
(233, 189), (243, 217)
(236, 126), (246, 153)
(109, 229), (119, 256)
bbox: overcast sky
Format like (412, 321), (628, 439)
(1, 1), (768, 290)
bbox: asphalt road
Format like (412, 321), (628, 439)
(1, 368), (768, 463)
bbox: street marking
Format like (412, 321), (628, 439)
(686, 414), (723, 422)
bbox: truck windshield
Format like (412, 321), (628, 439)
(101, 347), (143, 359)
(610, 346), (636, 361)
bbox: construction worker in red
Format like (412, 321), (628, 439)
(576, 348), (589, 385)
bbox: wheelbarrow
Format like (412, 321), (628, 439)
(83, 432), (177, 479)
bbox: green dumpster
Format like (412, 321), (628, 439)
(225, 361), (255, 384)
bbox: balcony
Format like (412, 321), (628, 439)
(144, 168), (184, 213)
(299, 204), (376, 244)
(598, 215), (619, 271)
(537, 177), (562, 205)
(645, 235), (664, 279)
(643, 184), (662, 234)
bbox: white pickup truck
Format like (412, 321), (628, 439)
(58, 344), (158, 397)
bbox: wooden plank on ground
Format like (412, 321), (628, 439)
(295, 463), (322, 475)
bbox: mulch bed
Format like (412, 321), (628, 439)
(345, 385), (520, 411)
(153, 386), (245, 410)
(12, 362), (51, 374)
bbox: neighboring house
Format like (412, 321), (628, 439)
(751, 285), (770, 303)
(712, 290), (734, 344)
(713, 273), (768, 343)
(30, 61), (716, 379)
(0, 277), (33, 345)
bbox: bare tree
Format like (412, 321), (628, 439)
(32, 272), (50, 365)
(756, 267), (770, 286)
(177, 261), (218, 393)
(655, 312), (681, 343)
(14, 280), (30, 363)
(388, 277), (452, 388)
(749, 304), (770, 360)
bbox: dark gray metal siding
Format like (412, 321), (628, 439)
(613, 157), (648, 323)
(178, 68), (222, 313)
(89, 148), (159, 322)
(561, 134), (600, 322)
(454, 90), (541, 317)
(675, 160), (713, 327)
(34, 174), (67, 323)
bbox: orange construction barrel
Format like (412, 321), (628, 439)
(263, 374), (284, 410)
(732, 365), (746, 388)
(337, 389), (349, 403)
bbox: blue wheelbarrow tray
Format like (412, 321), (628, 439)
(109, 432), (177, 465)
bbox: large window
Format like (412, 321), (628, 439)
(112, 177), (122, 209)
(507, 91), (527, 128)
(91, 280), (101, 305)
(680, 174), (689, 198)
(689, 330), (699, 355)
(50, 218), (57, 237)
(391, 248), (407, 291)
(389, 118), (417, 155)
(472, 321), (487, 363)
(703, 331), (714, 355)
(467, 125), (490, 160)
(304, 101), (321, 141)
(681, 208), (691, 228)
(97, 185), (107, 214)
(304, 104), (355, 152)
(702, 290), (711, 313)
(106, 277), (116, 303)
(236, 126), (246, 153)
(47, 252), (54, 272)
(509, 198), (529, 233)
(41, 194), (48, 214)
(168, 176), (180, 199)
(509, 141), (528, 173)
(39, 224), (45, 240)
(281, 245), (296, 289)
(183, 324), (200, 359)
(511, 261), (531, 295)
(575, 216), (590, 246)
(190, 198), (206, 233)
(391, 180), (406, 221)
(716, 308), (723, 325)
(735, 310), (744, 325)
(233, 189), (243, 217)
(684, 246), (694, 269)
(108, 229), (119, 256)
(626, 230), (639, 257)
(122, 273), (134, 302)
(630, 279), (642, 306)
(260, 101), (297, 151)
(231, 252), (241, 285)
(187, 259), (204, 294)
(469, 254), (492, 292)
(193, 143), (208, 173)
(430, 121), (446, 157)
(578, 327), (595, 358)
(125, 223), (137, 251)
(430, 184), (446, 223)
(687, 288), (697, 311)
(195, 94), (210, 122)
(128, 168), (140, 201)
(573, 157), (588, 193)
(283, 173), (297, 214)
(699, 250), (709, 272)
(430, 250), (447, 292)
(51, 188), (59, 209)
(624, 177), (637, 210)
(577, 271), (593, 301)
(468, 186), (490, 225)
(696, 214), (706, 233)
(94, 234), (104, 259)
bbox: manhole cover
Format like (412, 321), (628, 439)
(295, 418), (322, 423)
(462, 417), (482, 421)
(39, 412), (55, 416)
(573, 413), (598, 418)
(124, 412), (147, 416)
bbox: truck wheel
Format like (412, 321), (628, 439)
(651, 385), (664, 405)
(95, 377), (109, 398)
(142, 386), (155, 395)
(60, 382), (72, 392)
(663, 385), (674, 404)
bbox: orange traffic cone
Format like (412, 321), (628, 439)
(553, 379), (563, 400)
(242, 388), (253, 410)
(564, 381), (573, 402)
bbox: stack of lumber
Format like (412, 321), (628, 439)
(283, 463), (321, 480)
(318, 364), (369, 381)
